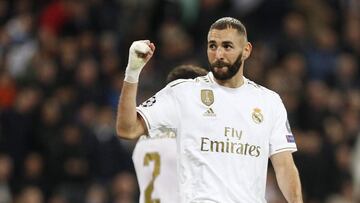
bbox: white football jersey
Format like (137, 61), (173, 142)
(137, 72), (297, 203)
(132, 133), (179, 203)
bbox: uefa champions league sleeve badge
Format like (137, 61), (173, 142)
(141, 96), (156, 107)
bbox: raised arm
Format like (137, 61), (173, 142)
(116, 40), (155, 139)
(270, 151), (303, 203)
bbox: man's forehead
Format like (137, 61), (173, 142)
(207, 28), (242, 43)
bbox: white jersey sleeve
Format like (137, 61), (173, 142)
(269, 94), (297, 156)
(137, 85), (180, 138)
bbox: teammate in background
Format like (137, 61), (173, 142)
(117, 17), (303, 203)
(132, 65), (208, 203)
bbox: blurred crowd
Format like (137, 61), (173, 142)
(0, 0), (358, 202)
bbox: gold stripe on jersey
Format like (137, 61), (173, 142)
(275, 147), (297, 152)
(207, 73), (215, 83)
(196, 75), (211, 83)
(170, 81), (188, 87)
(137, 109), (151, 130)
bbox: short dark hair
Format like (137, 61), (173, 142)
(166, 65), (208, 83)
(209, 17), (247, 40)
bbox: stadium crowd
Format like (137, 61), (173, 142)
(0, 0), (359, 202)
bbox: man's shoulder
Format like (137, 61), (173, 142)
(245, 79), (280, 99)
(167, 78), (195, 88)
(167, 76), (212, 88)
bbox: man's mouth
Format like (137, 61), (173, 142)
(214, 66), (228, 72)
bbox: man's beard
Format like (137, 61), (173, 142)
(210, 52), (243, 81)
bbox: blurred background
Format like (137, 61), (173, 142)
(0, 0), (358, 202)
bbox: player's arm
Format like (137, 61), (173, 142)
(270, 151), (303, 203)
(116, 40), (155, 140)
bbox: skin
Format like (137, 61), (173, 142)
(270, 151), (303, 203)
(115, 41), (154, 139)
(207, 28), (252, 88)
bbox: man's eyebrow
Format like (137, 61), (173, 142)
(208, 40), (217, 44)
(222, 41), (234, 45)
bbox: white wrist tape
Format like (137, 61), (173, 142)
(124, 41), (151, 83)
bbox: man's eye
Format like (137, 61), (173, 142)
(209, 44), (216, 49)
(224, 45), (232, 49)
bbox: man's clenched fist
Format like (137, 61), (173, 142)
(125, 40), (155, 83)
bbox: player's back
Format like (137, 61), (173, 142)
(132, 134), (178, 203)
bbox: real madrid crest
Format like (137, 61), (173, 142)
(252, 108), (264, 124)
(201, 89), (214, 106)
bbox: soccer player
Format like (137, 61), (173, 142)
(132, 65), (208, 203)
(117, 17), (303, 203)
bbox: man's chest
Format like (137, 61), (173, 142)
(178, 89), (273, 152)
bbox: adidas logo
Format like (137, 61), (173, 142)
(203, 108), (216, 117)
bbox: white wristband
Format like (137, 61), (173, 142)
(124, 66), (141, 83)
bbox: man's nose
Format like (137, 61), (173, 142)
(215, 48), (224, 60)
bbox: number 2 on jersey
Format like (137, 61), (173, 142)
(144, 152), (161, 203)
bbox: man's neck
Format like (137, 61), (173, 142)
(214, 71), (245, 88)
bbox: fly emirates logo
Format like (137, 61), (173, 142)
(200, 127), (261, 157)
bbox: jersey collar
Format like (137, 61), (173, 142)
(207, 72), (248, 89)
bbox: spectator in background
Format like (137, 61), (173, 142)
(353, 134), (360, 202)
(0, 87), (41, 174)
(111, 172), (137, 203)
(0, 153), (13, 203)
(14, 152), (47, 196)
(15, 185), (44, 203)
(276, 11), (309, 60)
(0, 71), (17, 110)
(305, 27), (340, 81)
(330, 53), (359, 90)
(85, 183), (108, 203)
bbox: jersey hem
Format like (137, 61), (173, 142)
(270, 147), (297, 157)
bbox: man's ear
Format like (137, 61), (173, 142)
(242, 42), (252, 60)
